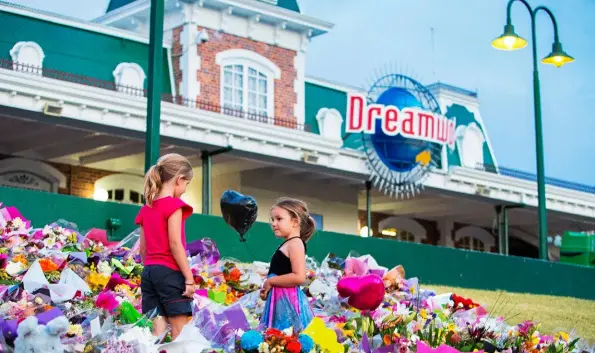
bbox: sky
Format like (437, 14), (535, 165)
(7, 0), (595, 186)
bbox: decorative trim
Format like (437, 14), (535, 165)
(216, 49), (281, 79)
(112, 62), (146, 91)
(378, 216), (428, 243)
(216, 49), (280, 118)
(454, 225), (495, 251)
(293, 51), (306, 126)
(10, 41), (45, 75)
(0, 157), (66, 192)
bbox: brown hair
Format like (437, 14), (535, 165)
(272, 197), (316, 242)
(144, 153), (193, 205)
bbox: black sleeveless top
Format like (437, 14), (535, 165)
(268, 237), (307, 276)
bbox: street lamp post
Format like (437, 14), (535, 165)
(491, 0), (574, 260)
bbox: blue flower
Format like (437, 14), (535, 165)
(298, 334), (314, 353)
(240, 330), (263, 351)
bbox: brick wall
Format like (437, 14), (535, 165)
(172, 26), (183, 97)
(52, 164), (113, 198)
(195, 27), (298, 128)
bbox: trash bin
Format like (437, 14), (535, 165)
(559, 231), (595, 267)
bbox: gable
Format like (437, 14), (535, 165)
(305, 81), (361, 150)
(444, 103), (497, 168)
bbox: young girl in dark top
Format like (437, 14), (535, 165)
(260, 197), (315, 332)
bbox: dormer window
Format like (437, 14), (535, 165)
(216, 49), (280, 119)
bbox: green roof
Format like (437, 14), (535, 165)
(106, 0), (301, 14)
(0, 10), (172, 94)
(106, 0), (135, 13)
(276, 0), (300, 12)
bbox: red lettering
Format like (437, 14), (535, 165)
(447, 119), (456, 147)
(383, 107), (399, 135)
(436, 118), (448, 143)
(418, 113), (435, 139)
(401, 109), (415, 135)
(347, 94), (364, 132)
(366, 104), (383, 133)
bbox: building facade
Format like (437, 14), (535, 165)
(0, 0), (593, 260)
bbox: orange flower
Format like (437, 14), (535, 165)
(228, 268), (241, 282)
(12, 254), (27, 266)
(39, 258), (59, 272)
(383, 334), (392, 345)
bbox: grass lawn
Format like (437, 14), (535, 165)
(423, 285), (595, 343)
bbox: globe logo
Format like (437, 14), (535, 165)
(370, 87), (432, 173)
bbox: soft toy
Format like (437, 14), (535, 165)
(14, 315), (70, 353)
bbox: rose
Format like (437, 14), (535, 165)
(286, 340), (301, 353)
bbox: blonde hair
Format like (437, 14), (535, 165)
(272, 197), (316, 242)
(144, 153), (193, 205)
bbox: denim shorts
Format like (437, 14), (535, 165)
(140, 265), (193, 317)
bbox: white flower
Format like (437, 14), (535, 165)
(43, 236), (56, 248)
(11, 217), (24, 229)
(97, 261), (113, 276)
(42, 225), (52, 236)
(410, 334), (420, 343)
(258, 342), (270, 353)
(5, 261), (25, 276)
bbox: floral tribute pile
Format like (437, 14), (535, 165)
(0, 202), (589, 353)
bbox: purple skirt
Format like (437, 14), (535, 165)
(260, 276), (313, 332)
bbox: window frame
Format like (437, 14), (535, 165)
(216, 49), (281, 121)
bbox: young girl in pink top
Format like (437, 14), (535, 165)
(135, 153), (195, 341)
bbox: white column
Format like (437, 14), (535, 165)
(179, 3), (201, 100)
(293, 32), (310, 127)
(438, 219), (455, 247)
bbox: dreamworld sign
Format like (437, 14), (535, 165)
(346, 93), (456, 149)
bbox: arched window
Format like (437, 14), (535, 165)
(455, 236), (485, 251)
(94, 174), (144, 205)
(216, 49), (280, 119)
(377, 217), (427, 243)
(0, 158), (66, 193)
(454, 226), (495, 252)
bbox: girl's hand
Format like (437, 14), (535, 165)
(182, 283), (195, 298)
(260, 279), (272, 300)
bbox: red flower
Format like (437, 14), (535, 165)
(265, 328), (284, 338)
(286, 340), (302, 353)
(451, 294), (479, 310)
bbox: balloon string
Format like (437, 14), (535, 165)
(243, 241), (258, 262)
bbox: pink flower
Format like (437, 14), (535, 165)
(103, 273), (137, 291)
(96, 291), (119, 313)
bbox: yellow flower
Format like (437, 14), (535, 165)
(448, 323), (455, 332)
(558, 332), (569, 342)
(420, 309), (427, 319)
(86, 272), (110, 292)
(410, 286), (415, 294)
(68, 324), (83, 337)
(531, 336), (540, 347)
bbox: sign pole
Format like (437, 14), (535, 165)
(144, 0), (165, 172)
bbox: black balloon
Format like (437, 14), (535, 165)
(220, 190), (258, 242)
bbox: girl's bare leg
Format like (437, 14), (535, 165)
(168, 315), (191, 341)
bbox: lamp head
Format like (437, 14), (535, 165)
(541, 41), (575, 68)
(491, 24), (528, 51)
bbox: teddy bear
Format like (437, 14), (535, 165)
(14, 315), (70, 353)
